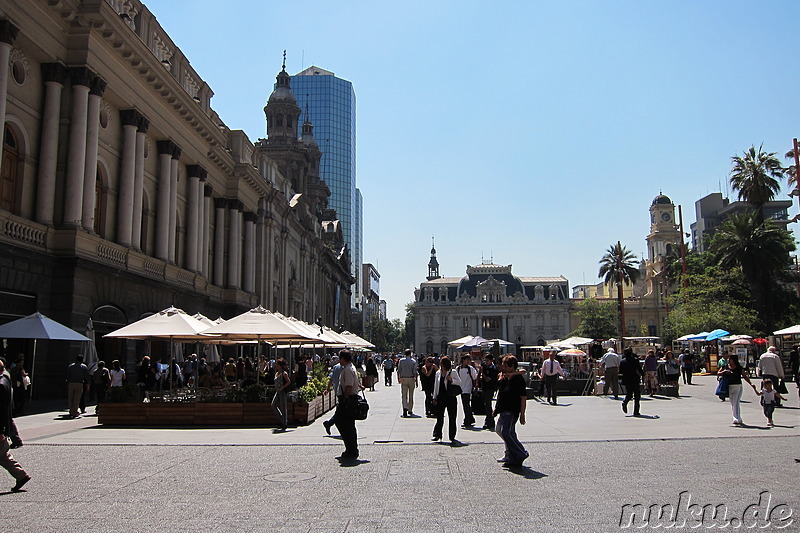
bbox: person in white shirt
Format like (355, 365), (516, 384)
(600, 348), (621, 399)
(457, 355), (478, 427)
(432, 356), (463, 445)
(334, 351), (361, 459)
(109, 360), (126, 388)
(758, 346), (785, 407)
(539, 351), (565, 405)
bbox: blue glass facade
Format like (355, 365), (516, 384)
(292, 67), (361, 307)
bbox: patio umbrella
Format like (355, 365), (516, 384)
(685, 332), (711, 341)
(559, 336), (594, 346)
(731, 339), (751, 345)
(773, 325), (800, 335)
(84, 318), (99, 371)
(458, 335), (490, 349)
(105, 306), (211, 340)
(557, 348), (587, 357)
(705, 329), (730, 341)
(339, 331), (376, 349)
(201, 306), (322, 343)
(0, 312), (90, 400)
(448, 335), (475, 347)
(481, 338), (514, 347)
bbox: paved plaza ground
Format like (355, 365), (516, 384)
(1, 375), (798, 532)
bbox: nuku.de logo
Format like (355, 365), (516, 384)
(619, 491), (793, 529)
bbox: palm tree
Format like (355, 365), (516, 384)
(729, 144), (786, 223)
(786, 144), (799, 192)
(598, 242), (640, 339)
(711, 211), (795, 332)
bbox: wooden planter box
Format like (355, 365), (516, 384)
(99, 394), (336, 427)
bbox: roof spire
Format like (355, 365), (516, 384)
(282, 49), (286, 71)
(427, 236), (440, 280)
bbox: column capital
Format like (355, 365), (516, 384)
(0, 20), (19, 45)
(119, 109), (142, 127)
(204, 184), (214, 197)
(213, 197), (227, 209)
(41, 62), (68, 84)
(227, 199), (243, 211)
(186, 164), (208, 180)
(156, 139), (177, 155)
(69, 66), (94, 87)
(171, 145), (182, 160)
(137, 116), (150, 134)
(89, 76), (107, 97)
(243, 211), (258, 223)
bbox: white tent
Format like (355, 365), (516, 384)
(774, 325), (800, 335)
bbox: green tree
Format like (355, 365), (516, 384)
(598, 242), (640, 336)
(710, 212), (796, 332)
(662, 264), (759, 343)
(729, 144), (786, 223)
(570, 298), (618, 339)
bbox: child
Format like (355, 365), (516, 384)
(752, 379), (787, 427)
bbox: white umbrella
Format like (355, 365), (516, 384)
(84, 318), (99, 370)
(481, 338), (514, 347)
(339, 330), (376, 349)
(105, 307), (210, 340)
(448, 335), (475, 347)
(773, 325), (800, 335)
(201, 306), (322, 342)
(0, 312), (90, 400)
(559, 336), (594, 346)
(458, 335), (490, 349)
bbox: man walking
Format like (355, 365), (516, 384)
(540, 351), (564, 405)
(0, 359), (30, 492)
(479, 353), (499, 430)
(397, 349), (418, 417)
(383, 356), (394, 386)
(600, 348), (620, 399)
(334, 351), (360, 459)
(758, 346), (785, 407)
(66, 355), (90, 418)
(620, 348), (644, 417)
(679, 349), (694, 385)
(323, 355), (342, 435)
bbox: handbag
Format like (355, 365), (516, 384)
(342, 392), (369, 420)
(447, 371), (463, 397)
(470, 391), (485, 415)
(715, 375), (729, 398)
(777, 380), (788, 395)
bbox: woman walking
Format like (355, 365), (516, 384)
(432, 356), (462, 445)
(493, 355), (528, 467)
(272, 358), (291, 431)
(717, 353), (755, 426)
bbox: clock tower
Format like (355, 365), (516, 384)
(645, 193), (681, 297)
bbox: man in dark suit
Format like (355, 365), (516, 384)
(620, 348), (644, 417)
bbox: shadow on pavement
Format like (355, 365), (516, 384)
(503, 465), (547, 479)
(336, 458), (369, 467)
(737, 423), (771, 430)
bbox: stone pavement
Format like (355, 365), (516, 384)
(1, 375), (798, 532)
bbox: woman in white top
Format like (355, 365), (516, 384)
(432, 356), (463, 445)
(109, 360), (126, 387)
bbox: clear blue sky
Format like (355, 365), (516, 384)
(146, 0), (800, 321)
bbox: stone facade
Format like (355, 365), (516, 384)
(413, 246), (570, 355)
(0, 1), (352, 397)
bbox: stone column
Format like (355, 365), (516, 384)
(185, 165), (206, 272)
(154, 140), (175, 261)
(63, 67), (93, 227)
(243, 212), (257, 293)
(0, 21), (18, 173)
(213, 197), (226, 287)
(167, 145), (181, 263)
(202, 185), (212, 275)
(227, 199), (242, 288)
(81, 76), (107, 231)
(131, 117), (149, 250)
(115, 109), (139, 244)
(195, 178), (205, 273)
(35, 63), (67, 225)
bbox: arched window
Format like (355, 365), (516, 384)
(94, 167), (106, 238)
(425, 340), (433, 354)
(1, 125), (21, 214)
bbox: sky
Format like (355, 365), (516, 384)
(144, 0), (800, 321)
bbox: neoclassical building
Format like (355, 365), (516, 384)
(413, 244), (570, 355)
(0, 1), (352, 396)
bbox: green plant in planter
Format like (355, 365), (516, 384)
(243, 383), (273, 403)
(297, 384), (318, 403)
(105, 382), (140, 403)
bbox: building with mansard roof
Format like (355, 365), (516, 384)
(0, 0), (352, 398)
(412, 243), (570, 355)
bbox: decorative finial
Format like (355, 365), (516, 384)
(282, 50), (286, 70)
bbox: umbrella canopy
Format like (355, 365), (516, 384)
(773, 324), (800, 335)
(458, 335), (490, 349)
(448, 335), (475, 347)
(339, 330), (376, 349)
(559, 336), (594, 346)
(105, 307), (210, 340)
(482, 338), (514, 347)
(705, 329), (730, 341)
(201, 306), (322, 342)
(685, 332), (711, 341)
(558, 348), (587, 357)
(0, 312), (90, 341)
(731, 339), (751, 345)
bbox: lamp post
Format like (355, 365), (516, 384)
(617, 240), (626, 351)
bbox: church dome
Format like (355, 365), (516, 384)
(652, 194), (672, 206)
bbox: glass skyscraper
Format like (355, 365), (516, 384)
(292, 66), (362, 308)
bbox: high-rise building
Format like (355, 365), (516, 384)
(291, 66), (362, 309)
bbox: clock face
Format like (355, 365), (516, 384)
(661, 212), (671, 222)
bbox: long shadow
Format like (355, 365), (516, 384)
(736, 423), (771, 430)
(769, 424), (797, 429)
(336, 457), (369, 467)
(626, 414), (660, 419)
(776, 406), (800, 410)
(503, 465), (548, 479)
